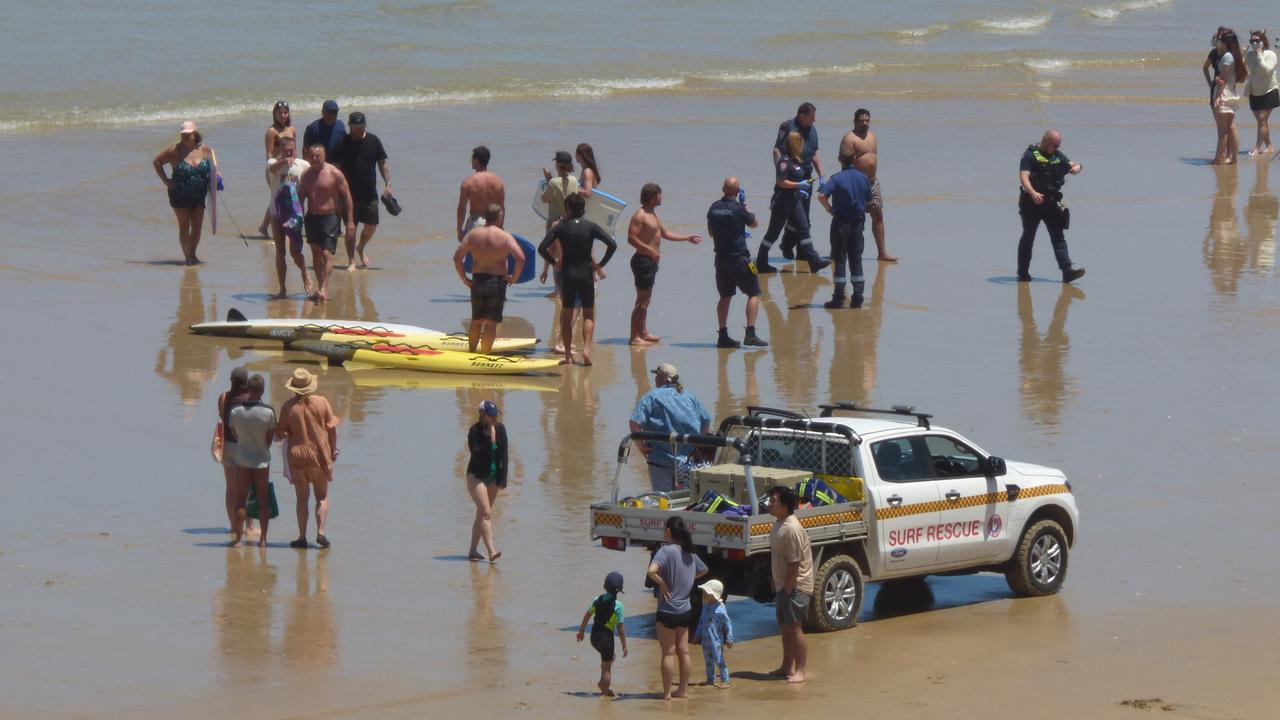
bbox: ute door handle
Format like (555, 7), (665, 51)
(886, 494), (903, 507)
(945, 491), (961, 502)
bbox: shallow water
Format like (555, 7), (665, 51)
(3, 3), (1280, 717)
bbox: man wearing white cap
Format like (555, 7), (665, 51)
(276, 368), (340, 549)
(628, 363), (711, 492)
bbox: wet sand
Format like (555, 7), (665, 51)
(2, 87), (1279, 718)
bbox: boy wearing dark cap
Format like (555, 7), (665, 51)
(576, 571), (629, 697)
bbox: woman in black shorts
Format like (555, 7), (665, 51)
(1245, 30), (1279, 156)
(152, 121), (218, 265)
(646, 517), (708, 700)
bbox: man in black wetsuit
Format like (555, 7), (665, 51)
(707, 176), (768, 348)
(538, 193), (617, 366)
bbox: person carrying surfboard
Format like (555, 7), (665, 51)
(453, 203), (526, 354)
(152, 121), (217, 265)
(457, 145), (506, 241)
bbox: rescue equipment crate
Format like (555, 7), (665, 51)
(691, 464), (812, 505)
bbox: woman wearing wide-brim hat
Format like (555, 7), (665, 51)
(465, 400), (508, 562)
(276, 368), (340, 549)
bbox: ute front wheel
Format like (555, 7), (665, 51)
(1005, 519), (1069, 596)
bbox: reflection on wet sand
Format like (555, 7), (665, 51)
(826, 261), (887, 406)
(281, 550), (336, 668)
(713, 343), (765, 422)
(465, 563), (508, 681)
(213, 547), (277, 684)
(539, 365), (606, 513)
(155, 267), (221, 405)
(763, 273), (826, 409)
(1017, 283), (1082, 429)
(1201, 163), (1278, 295)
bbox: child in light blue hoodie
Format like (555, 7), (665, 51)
(694, 578), (734, 688)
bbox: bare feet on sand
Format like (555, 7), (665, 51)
(786, 673), (806, 684)
(272, 289), (289, 300)
(359, 251), (371, 268)
(581, 352), (592, 366)
(629, 337), (655, 347)
(877, 255), (899, 263)
(559, 356), (573, 365)
(641, 333), (660, 343)
(670, 689), (688, 699)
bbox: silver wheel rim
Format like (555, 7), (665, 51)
(823, 568), (858, 622)
(1030, 533), (1063, 586)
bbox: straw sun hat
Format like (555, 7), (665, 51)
(285, 368), (318, 395)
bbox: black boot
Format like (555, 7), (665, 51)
(1062, 267), (1085, 284)
(850, 282), (865, 309)
(755, 247), (778, 274)
(823, 291), (846, 309)
(808, 258), (831, 273)
(716, 328), (741, 348)
(743, 326), (769, 347)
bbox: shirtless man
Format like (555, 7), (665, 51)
(298, 144), (355, 303)
(453, 203), (526, 354)
(626, 183), (702, 346)
(839, 109), (896, 262)
(456, 145), (506, 241)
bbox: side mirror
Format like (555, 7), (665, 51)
(987, 456), (1008, 477)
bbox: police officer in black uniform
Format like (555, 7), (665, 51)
(1018, 129), (1085, 284)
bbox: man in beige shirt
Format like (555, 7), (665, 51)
(769, 485), (813, 683)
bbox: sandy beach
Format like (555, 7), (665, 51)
(4, 2), (1280, 717)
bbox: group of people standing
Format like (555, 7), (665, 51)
(1206, 27), (1280, 164)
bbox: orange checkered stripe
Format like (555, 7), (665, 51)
(714, 523), (745, 538)
(748, 509), (863, 537)
(874, 484), (1070, 520)
(594, 512), (623, 528)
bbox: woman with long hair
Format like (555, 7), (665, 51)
(216, 366), (251, 538)
(259, 101), (295, 236)
(1213, 30), (1249, 165)
(576, 142), (602, 197)
(647, 516), (709, 700)
(1245, 30), (1278, 156)
(1203, 26), (1228, 106)
(755, 131), (829, 273)
(465, 400), (507, 562)
(152, 121), (217, 265)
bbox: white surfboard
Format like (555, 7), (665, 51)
(532, 181), (627, 237)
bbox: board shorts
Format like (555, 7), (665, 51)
(560, 275), (596, 310)
(305, 213), (340, 253)
(470, 272), (506, 322)
(775, 588), (811, 626)
(168, 187), (205, 210)
(354, 198), (379, 225)
(714, 256), (760, 298)
(590, 628), (616, 662)
(631, 254), (659, 290)
(1250, 89), (1280, 112)
(869, 178), (883, 211)
(656, 610), (694, 629)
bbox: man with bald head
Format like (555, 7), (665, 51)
(1018, 129), (1085, 283)
(707, 177), (767, 348)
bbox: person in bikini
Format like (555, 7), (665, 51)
(297, 144), (354, 303)
(457, 145), (506, 240)
(453, 203), (526, 354)
(538, 193), (617, 366)
(839, 108), (897, 262)
(627, 183), (701, 346)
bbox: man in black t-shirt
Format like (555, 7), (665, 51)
(335, 111), (390, 270)
(1017, 129), (1084, 284)
(538, 194), (618, 366)
(706, 177), (767, 348)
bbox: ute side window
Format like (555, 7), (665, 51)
(871, 437), (929, 483)
(922, 435), (983, 478)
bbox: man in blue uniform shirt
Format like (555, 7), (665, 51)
(706, 176), (767, 348)
(771, 103), (823, 260)
(818, 159), (873, 308)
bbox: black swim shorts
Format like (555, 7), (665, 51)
(655, 609), (693, 630)
(714, 256), (760, 299)
(1250, 88), (1280, 112)
(471, 272), (506, 322)
(560, 277), (596, 310)
(355, 198), (380, 225)
(305, 213), (341, 253)
(590, 628), (616, 662)
(631, 254), (659, 290)
(168, 187), (205, 210)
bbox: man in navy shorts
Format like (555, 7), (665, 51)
(706, 177), (768, 348)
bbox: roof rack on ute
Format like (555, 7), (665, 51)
(746, 405), (808, 421)
(718, 414), (863, 446)
(818, 401), (932, 430)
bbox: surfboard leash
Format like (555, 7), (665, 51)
(214, 190), (251, 246)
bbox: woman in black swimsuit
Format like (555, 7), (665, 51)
(152, 121), (217, 265)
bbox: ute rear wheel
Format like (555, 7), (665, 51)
(805, 554), (864, 632)
(1005, 519), (1069, 596)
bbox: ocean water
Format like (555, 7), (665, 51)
(0, 0), (1233, 132)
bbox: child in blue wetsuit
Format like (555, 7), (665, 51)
(576, 571), (628, 697)
(694, 578), (734, 688)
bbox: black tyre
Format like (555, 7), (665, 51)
(805, 554), (864, 632)
(1004, 519), (1069, 597)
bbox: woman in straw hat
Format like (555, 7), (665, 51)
(276, 368), (339, 549)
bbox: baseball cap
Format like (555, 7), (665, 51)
(605, 571), (625, 593)
(322, 99), (339, 113)
(478, 400), (501, 417)
(554, 150), (573, 165)
(348, 111), (366, 126)
(651, 362), (678, 380)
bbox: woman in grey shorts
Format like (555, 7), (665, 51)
(647, 516), (709, 700)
